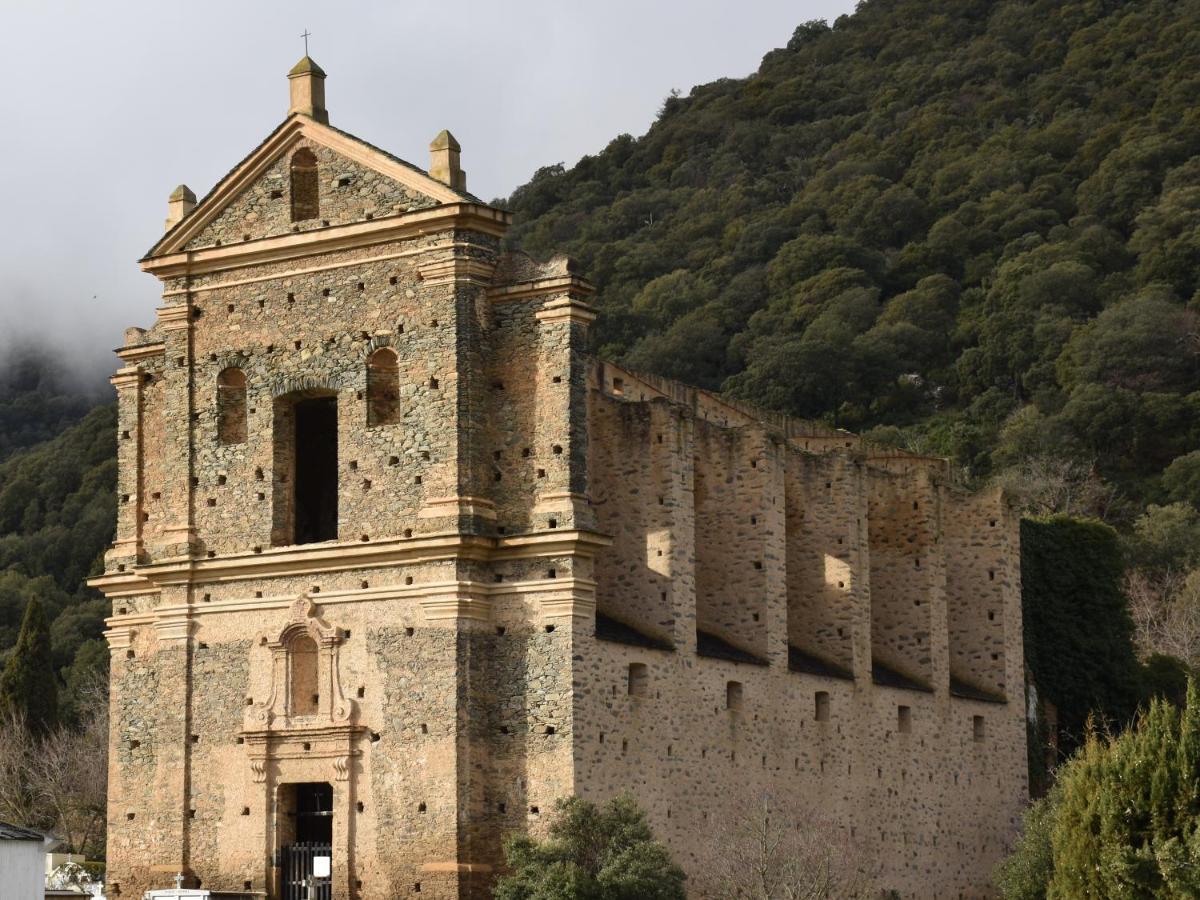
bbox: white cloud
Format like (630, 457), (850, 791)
(0, 0), (856, 376)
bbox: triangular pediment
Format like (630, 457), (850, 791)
(147, 116), (474, 259)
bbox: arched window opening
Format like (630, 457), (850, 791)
(367, 347), (400, 426)
(289, 634), (319, 716)
(216, 367), (247, 444)
(290, 148), (319, 222)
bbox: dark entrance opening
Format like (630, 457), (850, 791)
(278, 782), (333, 900)
(294, 397), (338, 544)
(294, 782), (333, 843)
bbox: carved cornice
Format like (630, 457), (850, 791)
(494, 530), (612, 559)
(156, 240), (463, 299)
(241, 723), (366, 779)
(115, 342), (166, 364)
(538, 588), (598, 623)
(142, 204), (509, 280)
(156, 304), (192, 332)
(101, 576), (600, 636)
(489, 274), (595, 303)
(89, 529), (612, 595)
(416, 257), (497, 287)
(419, 584), (493, 623)
(153, 605), (193, 644)
(110, 368), (145, 390)
(103, 627), (133, 651)
(535, 296), (598, 326)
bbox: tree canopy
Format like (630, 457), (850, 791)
(0, 360), (114, 725)
(1000, 682), (1200, 897)
(500, 0), (1200, 524)
(493, 795), (686, 900)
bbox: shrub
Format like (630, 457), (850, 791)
(494, 794), (685, 900)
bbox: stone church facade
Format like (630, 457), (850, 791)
(91, 59), (1027, 899)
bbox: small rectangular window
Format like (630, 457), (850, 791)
(628, 663), (648, 698)
(973, 715), (986, 743)
(898, 705), (912, 734)
(726, 681), (743, 711)
(815, 691), (830, 722)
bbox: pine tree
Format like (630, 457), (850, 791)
(0, 598), (59, 734)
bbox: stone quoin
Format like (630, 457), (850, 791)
(91, 57), (1028, 900)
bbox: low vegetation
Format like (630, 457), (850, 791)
(493, 795), (686, 900)
(998, 682), (1200, 897)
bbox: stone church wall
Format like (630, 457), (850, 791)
(97, 95), (1026, 900)
(577, 376), (1027, 899)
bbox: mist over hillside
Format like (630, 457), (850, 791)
(0, 351), (108, 464)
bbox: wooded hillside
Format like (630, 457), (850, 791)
(501, 0), (1200, 525)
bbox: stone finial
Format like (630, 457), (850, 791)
(429, 130), (466, 192)
(288, 56), (328, 124)
(165, 184), (196, 231)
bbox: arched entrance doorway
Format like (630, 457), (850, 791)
(276, 782), (333, 900)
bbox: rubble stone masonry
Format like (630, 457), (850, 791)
(92, 60), (1026, 900)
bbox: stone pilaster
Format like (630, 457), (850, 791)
(760, 433), (788, 668)
(416, 256), (497, 536)
(531, 286), (597, 533)
(658, 403), (697, 655)
(150, 586), (195, 882)
(849, 459), (873, 683)
(155, 303), (197, 559)
(417, 588), (495, 900)
(108, 366), (145, 570)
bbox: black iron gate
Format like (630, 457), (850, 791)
(280, 842), (332, 900)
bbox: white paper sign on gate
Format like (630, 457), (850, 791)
(313, 856), (331, 878)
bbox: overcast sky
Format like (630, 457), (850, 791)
(0, 0), (857, 377)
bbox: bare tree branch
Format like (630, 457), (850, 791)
(697, 795), (877, 899)
(1128, 568), (1200, 668)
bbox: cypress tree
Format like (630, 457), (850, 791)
(0, 597), (59, 733)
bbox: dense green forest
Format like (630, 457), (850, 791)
(501, 0), (1200, 527)
(0, 351), (99, 463)
(3, 0), (1200, 742)
(0, 359), (113, 719)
